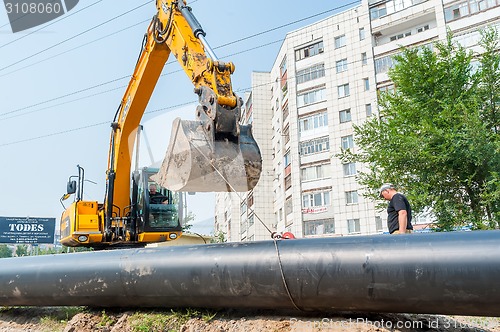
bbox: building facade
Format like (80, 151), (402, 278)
(215, 0), (500, 241)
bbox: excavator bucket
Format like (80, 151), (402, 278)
(154, 117), (262, 192)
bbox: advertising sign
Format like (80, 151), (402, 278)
(0, 216), (55, 244)
(302, 207), (327, 214)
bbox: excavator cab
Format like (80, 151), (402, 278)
(137, 168), (183, 233)
(60, 166), (182, 248)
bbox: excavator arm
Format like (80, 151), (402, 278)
(108, 0), (261, 210)
(151, 1), (262, 193)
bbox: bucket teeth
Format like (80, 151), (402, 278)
(154, 118), (262, 192)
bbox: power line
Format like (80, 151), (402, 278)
(0, 39), (285, 120)
(0, 85), (126, 121)
(0, 1), (371, 145)
(0, 100), (198, 147)
(0, 44), (378, 146)
(0, 19), (149, 79)
(216, 0), (359, 49)
(0, 1), (150, 72)
(1, 1), (367, 118)
(0, 75), (129, 117)
(0, 121), (109, 147)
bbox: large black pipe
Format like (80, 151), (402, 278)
(1, 231), (500, 316)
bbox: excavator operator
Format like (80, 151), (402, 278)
(149, 184), (168, 204)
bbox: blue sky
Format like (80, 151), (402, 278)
(0, 0), (356, 229)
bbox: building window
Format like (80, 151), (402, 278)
(390, 31), (412, 42)
(375, 216), (383, 232)
(370, 3), (387, 20)
(346, 190), (359, 204)
(302, 191), (331, 208)
(299, 136), (330, 156)
(359, 27), (365, 40)
(297, 87), (326, 107)
(334, 35), (346, 49)
(336, 58), (348, 73)
(282, 104), (289, 121)
(248, 213), (254, 227)
(304, 219), (335, 236)
(341, 135), (354, 150)
(285, 196), (293, 215)
(282, 81), (288, 97)
(470, 0), (480, 13)
(444, 2), (469, 22)
(248, 192), (254, 207)
(284, 174), (292, 190)
(296, 63), (325, 84)
(301, 163), (331, 181)
(280, 56), (287, 77)
(338, 83), (350, 98)
(343, 162), (356, 176)
(378, 84), (395, 96)
(240, 202), (247, 215)
(339, 109), (351, 123)
(299, 111), (328, 133)
(417, 24), (430, 33)
(348, 218), (361, 234)
(363, 78), (370, 91)
(283, 125), (290, 144)
(361, 52), (368, 65)
(375, 54), (396, 74)
(295, 40), (324, 61)
(366, 103), (372, 117)
(284, 151), (291, 167)
(241, 217), (247, 233)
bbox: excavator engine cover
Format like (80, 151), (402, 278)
(155, 117), (262, 192)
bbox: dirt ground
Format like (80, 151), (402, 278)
(1, 307), (499, 332)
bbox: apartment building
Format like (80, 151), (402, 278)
(215, 0), (500, 241)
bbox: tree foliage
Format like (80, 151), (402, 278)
(182, 211), (196, 231)
(0, 244), (13, 258)
(341, 29), (500, 230)
(15, 244), (28, 257)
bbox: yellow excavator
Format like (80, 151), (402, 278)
(60, 0), (262, 249)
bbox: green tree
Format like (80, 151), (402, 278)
(341, 29), (500, 230)
(62, 246), (93, 253)
(15, 244), (28, 257)
(0, 244), (13, 258)
(210, 230), (227, 243)
(38, 246), (60, 255)
(182, 211), (196, 232)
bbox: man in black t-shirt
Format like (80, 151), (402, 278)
(379, 183), (413, 234)
(149, 184), (168, 204)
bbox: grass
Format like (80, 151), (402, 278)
(98, 309), (116, 327)
(37, 307), (86, 332)
(129, 308), (218, 332)
(0, 306), (219, 331)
